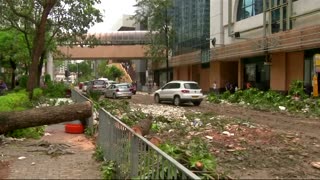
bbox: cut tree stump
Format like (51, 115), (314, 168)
(131, 114), (153, 136)
(0, 101), (92, 135)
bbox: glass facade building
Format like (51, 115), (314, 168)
(172, 0), (210, 56)
(237, 0), (263, 21)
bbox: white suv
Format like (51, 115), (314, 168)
(154, 81), (203, 106)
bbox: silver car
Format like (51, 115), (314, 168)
(154, 80), (203, 106)
(104, 83), (132, 99)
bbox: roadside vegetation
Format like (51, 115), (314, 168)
(95, 99), (219, 179)
(94, 82), (320, 179)
(207, 80), (320, 117)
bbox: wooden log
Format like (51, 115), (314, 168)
(149, 136), (162, 147)
(0, 101), (92, 134)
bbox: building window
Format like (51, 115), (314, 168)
(270, 0), (289, 33)
(237, 0), (263, 21)
(172, 0), (210, 56)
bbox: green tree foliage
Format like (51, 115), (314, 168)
(68, 61), (93, 77)
(98, 63), (123, 81)
(132, 0), (174, 82)
(0, 30), (29, 88)
(106, 65), (124, 81)
(97, 61), (108, 78)
(0, 0), (103, 98)
(68, 61), (94, 82)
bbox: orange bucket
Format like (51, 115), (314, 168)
(65, 124), (84, 134)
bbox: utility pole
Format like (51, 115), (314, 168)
(263, 0), (271, 65)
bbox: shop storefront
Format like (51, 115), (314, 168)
(243, 56), (270, 90)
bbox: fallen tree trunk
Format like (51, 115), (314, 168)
(0, 101), (92, 135)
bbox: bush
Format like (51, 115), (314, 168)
(18, 75), (28, 88)
(93, 146), (104, 162)
(88, 91), (101, 102)
(33, 88), (43, 101)
(0, 90), (30, 112)
(288, 80), (307, 99)
(207, 93), (221, 104)
(101, 161), (116, 180)
(43, 82), (69, 98)
(221, 91), (231, 100)
(44, 74), (52, 84)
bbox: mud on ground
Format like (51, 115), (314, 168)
(130, 93), (320, 179)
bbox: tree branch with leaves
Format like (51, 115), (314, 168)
(0, 0), (103, 99)
(131, 0), (174, 83)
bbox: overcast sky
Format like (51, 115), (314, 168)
(89, 0), (136, 33)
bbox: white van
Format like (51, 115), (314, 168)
(98, 78), (116, 88)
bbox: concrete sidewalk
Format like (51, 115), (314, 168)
(0, 124), (101, 179)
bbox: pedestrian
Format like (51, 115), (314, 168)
(0, 79), (8, 95)
(246, 82), (252, 89)
(229, 83), (233, 93)
(225, 81), (231, 91)
(212, 81), (218, 95)
(148, 81), (153, 94)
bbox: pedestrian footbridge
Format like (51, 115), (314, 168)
(56, 31), (151, 60)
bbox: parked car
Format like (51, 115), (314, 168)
(153, 80), (203, 106)
(87, 79), (107, 94)
(104, 83), (132, 99)
(121, 82), (136, 95)
(106, 80), (116, 88)
(98, 78), (116, 88)
(98, 77), (109, 82)
(130, 83), (137, 95)
(82, 81), (89, 92)
(78, 82), (84, 89)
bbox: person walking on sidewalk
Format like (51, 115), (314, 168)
(0, 79), (8, 95)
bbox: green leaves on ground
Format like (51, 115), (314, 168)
(93, 146), (104, 162)
(208, 80), (320, 116)
(5, 126), (45, 139)
(101, 161), (116, 180)
(160, 138), (217, 179)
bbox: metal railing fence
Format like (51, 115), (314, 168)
(71, 89), (94, 129)
(98, 108), (200, 179)
(71, 89), (200, 179)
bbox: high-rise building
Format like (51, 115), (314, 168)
(153, 0), (320, 94)
(172, 0), (210, 55)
